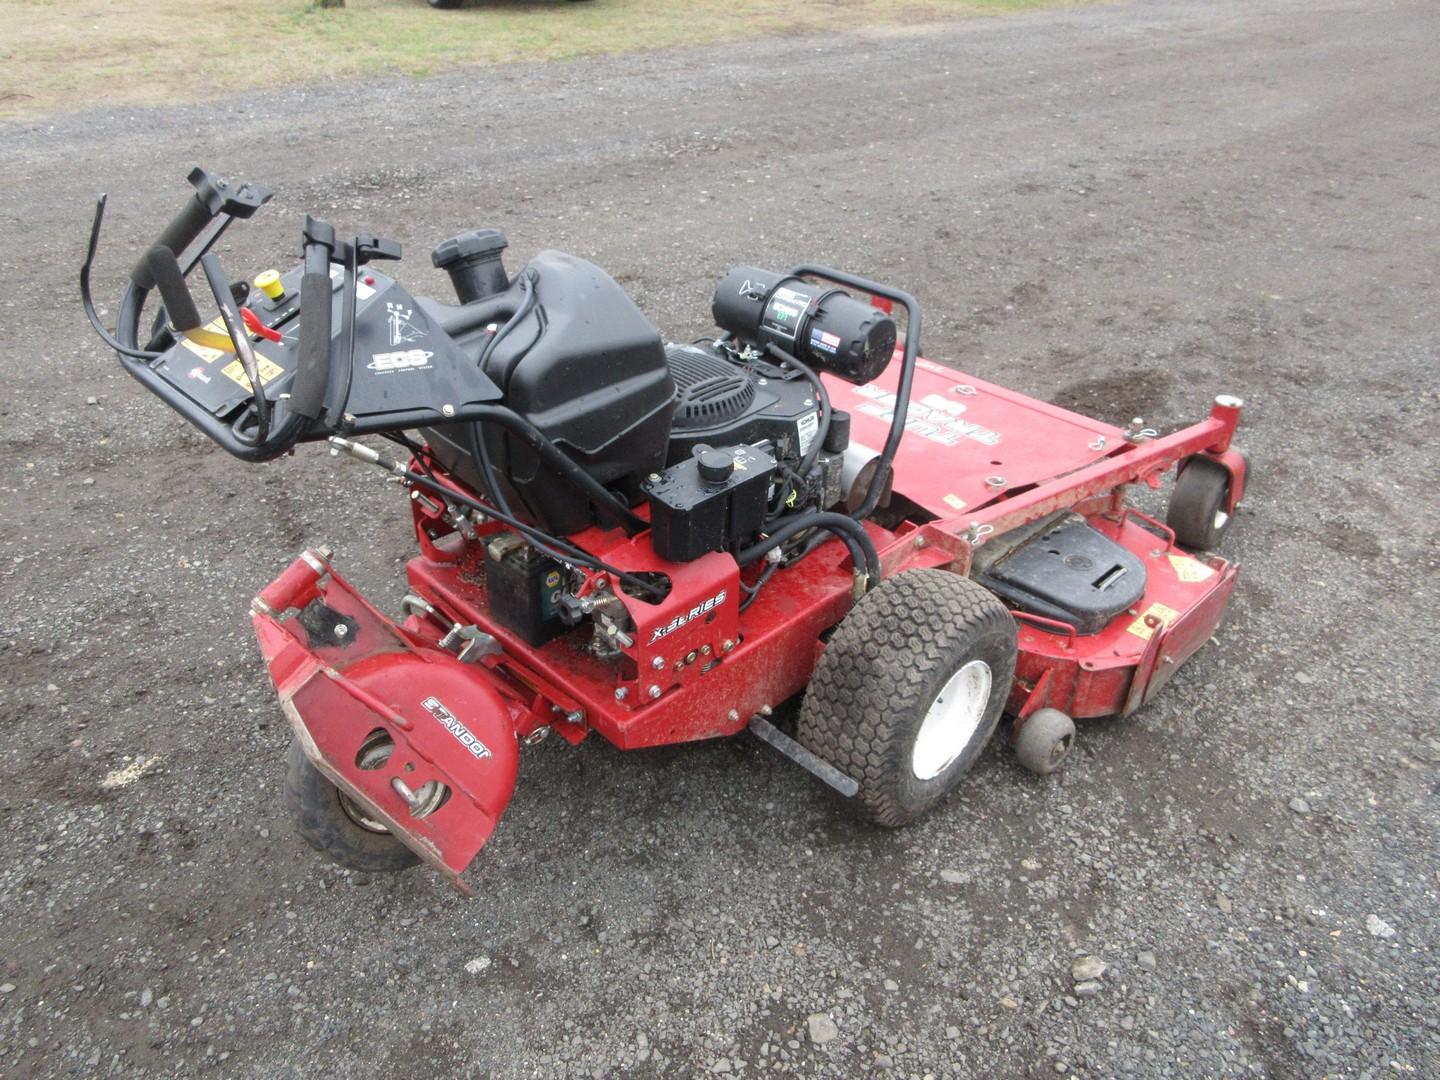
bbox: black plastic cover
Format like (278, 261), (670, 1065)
(643, 443), (775, 562)
(664, 342), (823, 466)
(977, 515), (1147, 635)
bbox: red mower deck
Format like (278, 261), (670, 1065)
(254, 356), (1244, 891)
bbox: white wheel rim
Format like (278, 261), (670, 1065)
(911, 659), (993, 780)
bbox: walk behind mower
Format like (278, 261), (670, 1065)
(82, 168), (1247, 892)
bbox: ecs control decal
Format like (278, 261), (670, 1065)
(369, 349), (434, 373)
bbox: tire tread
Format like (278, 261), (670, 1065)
(798, 569), (1016, 827)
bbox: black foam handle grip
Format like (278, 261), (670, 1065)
(136, 246), (201, 332)
(290, 271), (333, 420)
(130, 198), (214, 290)
(155, 197), (214, 262)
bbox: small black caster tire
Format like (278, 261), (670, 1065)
(798, 569), (1017, 827)
(1013, 708), (1076, 776)
(284, 737), (420, 873)
(428, 0), (464, 9)
(1167, 456), (1234, 551)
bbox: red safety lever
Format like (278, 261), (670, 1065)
(241, 306), (284, 343)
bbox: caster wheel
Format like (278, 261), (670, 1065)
(1014, 708), (1075, 776)
(284, 737), (420, 873)
(1167, 456), (1236, 551)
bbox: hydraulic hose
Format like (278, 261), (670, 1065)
(331, 438), (665, 601)
(737, 512), (880, 586)
(763, 343), (831, 518)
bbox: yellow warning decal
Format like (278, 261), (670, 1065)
(221, 355), (284, 391)
(1167, 553), (1215, 583)
(943, 493), (967, 511)
(1127, 601), (1180, 641)
(178, 318), (233, 364)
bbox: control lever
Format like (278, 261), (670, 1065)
(349, 235), (403, 266)
(326, 233), (404, 430)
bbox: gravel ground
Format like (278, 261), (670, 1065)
(2, 0), (1438, 1076)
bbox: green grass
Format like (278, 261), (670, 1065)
(0, 0), (1082, 120)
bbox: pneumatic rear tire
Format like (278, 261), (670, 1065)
(798, 569), (1017, 826)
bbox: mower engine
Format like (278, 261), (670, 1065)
(414, 239), (901, 650)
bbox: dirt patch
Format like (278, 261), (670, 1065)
(1050, 367), (1176, 420)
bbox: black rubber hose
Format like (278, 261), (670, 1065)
(763, 343), (831, 517)
(80, 196), (161, 360)
(739, 562), (778, 611)
(737, 512), (880, 584)
(362, 449), (664, 600)
(436, 292), (523, 339)
(765, 344), (830, 478)
(465, 276), (538, 523)
(785, 265), (922, 523)
(466, 405), (648, 535)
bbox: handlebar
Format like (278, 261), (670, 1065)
(135, 245), (203, 333)
(85, 167), (421, 460)
(83, 168), (330, 460)
(786, 264), (922, 521)
(292, 216), (337, 422)
(144, 199), (213, 279)
(128, 167), (270, 291)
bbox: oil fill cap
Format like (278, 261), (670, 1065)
(696, 447), (735, 485)
(254, 270), (284, 300)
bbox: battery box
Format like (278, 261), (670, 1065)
(484, 533), (566, 646)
